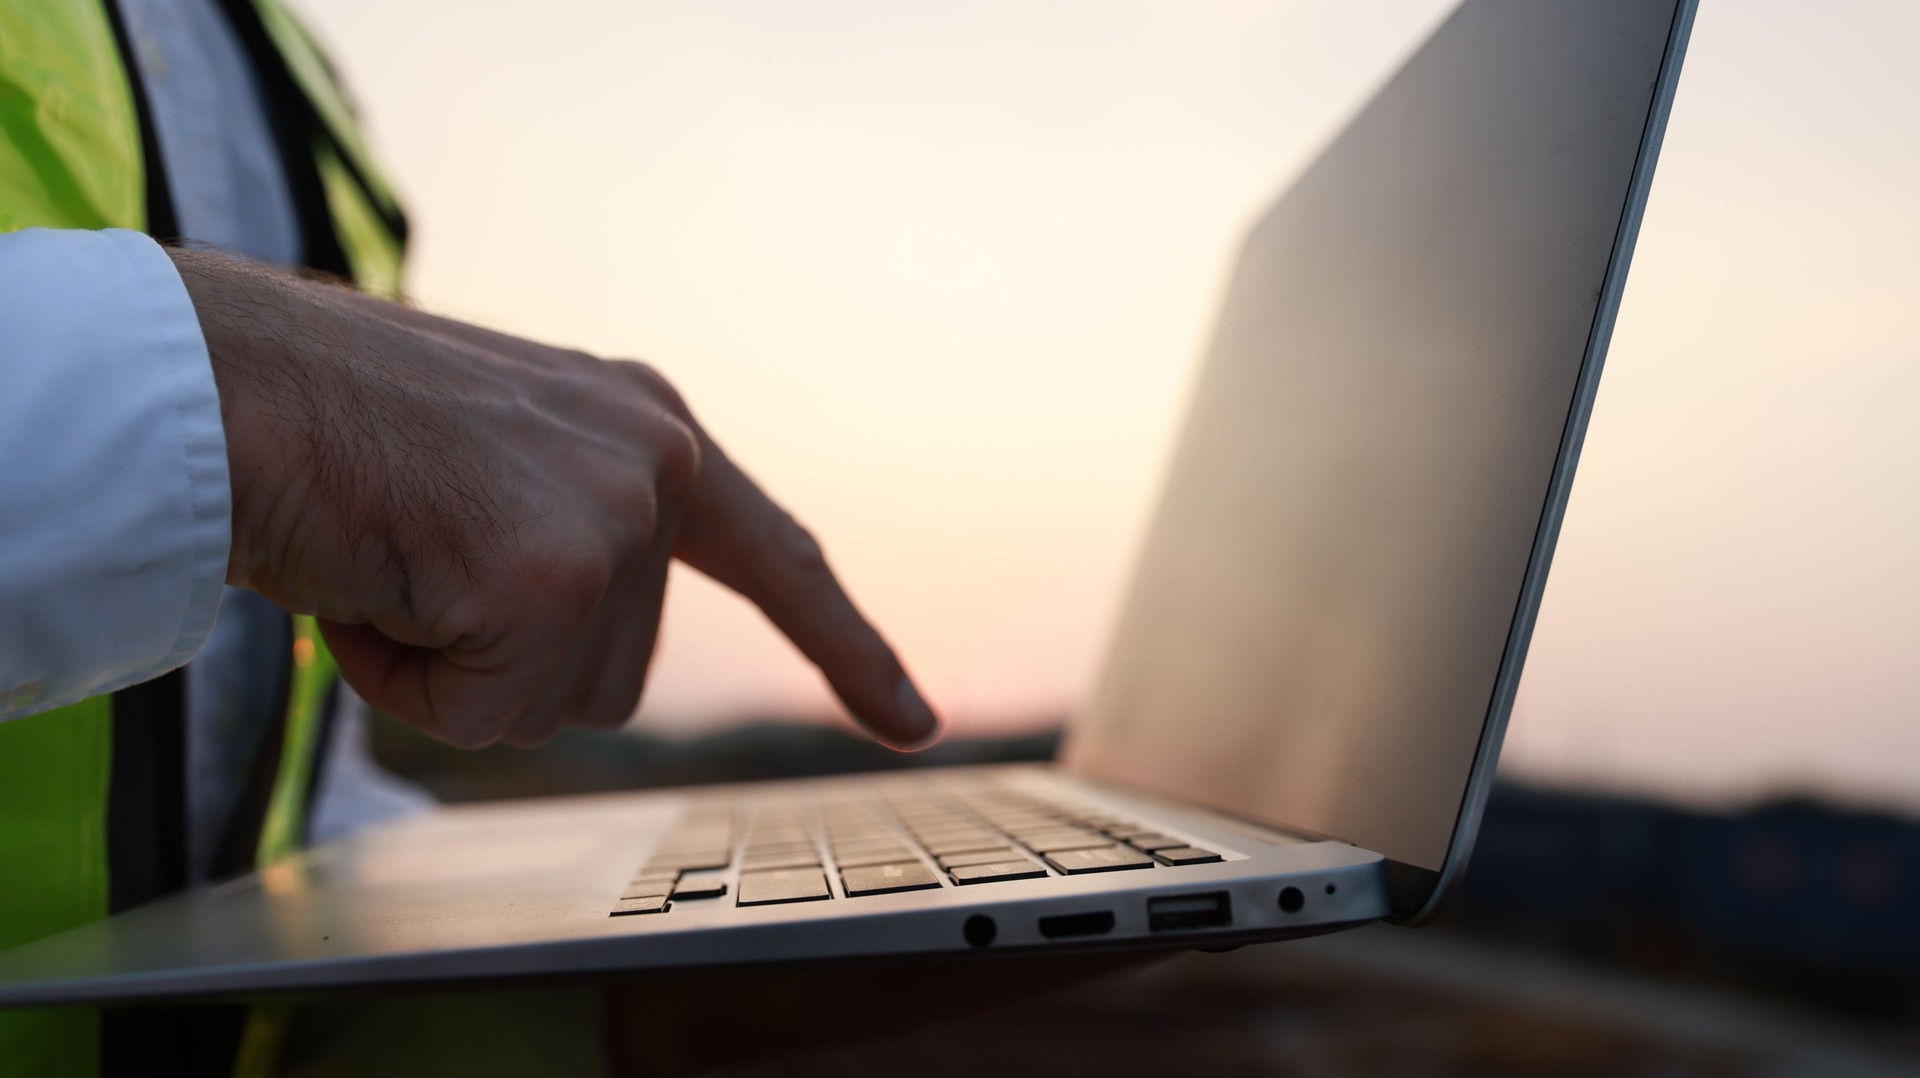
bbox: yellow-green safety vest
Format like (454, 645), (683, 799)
(0, 1), (405, 1073)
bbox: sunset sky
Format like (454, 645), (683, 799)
(299, 1), (1918, 811)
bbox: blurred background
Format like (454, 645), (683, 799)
(300, 0), (1918, 1071)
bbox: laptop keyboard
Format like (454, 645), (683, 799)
(611, 784), (1222, 915)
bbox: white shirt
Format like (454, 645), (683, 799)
(0, 227), (228, 718)
(0, 0), (430, 873)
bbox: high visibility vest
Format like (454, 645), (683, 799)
(0, 1), (406, 1072)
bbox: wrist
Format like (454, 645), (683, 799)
(166, 247), (319, 591)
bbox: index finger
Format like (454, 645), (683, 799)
(671, 434), (942, 751)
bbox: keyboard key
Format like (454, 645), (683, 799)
(986, 815), (1058, 830)
(937, 847), (1024, 869)
(1126, 835), (1183, 852)
(610, 895), (669, 916)
(835, 847), (917, 868)
(1021, 831), (1113, 853)
(621, 881), (675, 900)
(1153, 847), (1223, 866)
(826, 831), (894, 846)
(1007, 825), (1092, 840)
(1045, 846), (1155, 874)
(831, 837), (911, 853)
(671, 875), (729, 900)
(841, 861), (942, 896)
(741, 852), (821, 871)
(738, 869), (831, 905)
(922, 835), (1006, 855)
(950, 859), (1049, 885)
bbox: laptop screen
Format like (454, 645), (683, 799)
(1063, 0), (1688, 899)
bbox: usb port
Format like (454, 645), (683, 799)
(1147, 892), (1232, 932)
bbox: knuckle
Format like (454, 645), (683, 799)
(614, 479), (661, 542)
(432, 596), (489, 651)
(515, 545), (614, 621)
(781, 520), (830, 579)
(619, 359), (692, 419)
(652, 417), (702, 500)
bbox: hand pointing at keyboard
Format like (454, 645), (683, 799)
(170, 245), (942, 751)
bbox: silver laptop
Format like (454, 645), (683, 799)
(0, 0), (1695, 1008)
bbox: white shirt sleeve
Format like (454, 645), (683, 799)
(0, 228), (230, 721)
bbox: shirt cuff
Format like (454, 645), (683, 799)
(0, 228), (231, 720)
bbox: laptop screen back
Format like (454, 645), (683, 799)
(1063, 0), (1688, 896)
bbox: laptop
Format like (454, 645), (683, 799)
(0, 0), (1695, 1008)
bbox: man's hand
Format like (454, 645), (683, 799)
(169, 248), (939, 751)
